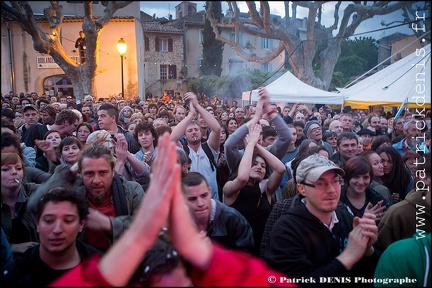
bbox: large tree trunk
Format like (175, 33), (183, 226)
(1, 1), (133, 102)
(207, 1), (413, 90)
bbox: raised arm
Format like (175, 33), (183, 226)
(97, 133), (179, 286)
(170, 102), (196, 143)
(224, 98), (265, 173)
(258, 87), (292, 159)
(267, 114), (292, 159)
(223, 124), (262, 205)
(186, 92), (221, 151)
(113, 133), (151, 178)
(254, 144), (285, 197)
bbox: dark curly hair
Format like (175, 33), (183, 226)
(34, 186), (89, 221)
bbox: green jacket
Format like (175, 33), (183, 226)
(374, 232), (431, 287)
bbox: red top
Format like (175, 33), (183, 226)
(86, 191), (116, 251)
(50, 244), (297, 287)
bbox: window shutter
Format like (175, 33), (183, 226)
(155, 37), (159, 52)
(269, 39), (273, 49)
(144, 36), (149, 51)
(261, 37), (264, 49)
(169, 65), (177, 79)
(168, 38), (173, 52)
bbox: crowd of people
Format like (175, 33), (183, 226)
(1, 88), (431, 287)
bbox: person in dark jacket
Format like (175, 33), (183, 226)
(182, 172), (254, 253)
(2, 187), (101, 288)
(263, 153), (380, 283)
(340, 156), (390, 223)
(27, 143), (145, 253)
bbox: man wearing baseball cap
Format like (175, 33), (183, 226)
(264, 153), (380, 282)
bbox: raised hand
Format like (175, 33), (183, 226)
(184, 92), (199, 107)
(247, 123), (262, 147)
(258, 87), (270, 111)
(188, 101), (198, 119)
(364, 201), (386, 222)
(169, 165), (213, 270)
(35, 139), (55, 153)
(113, 133), (128, 162)
(357, 213), (378, 249)
(97, 132), (181, 286)
(336, 218), (370, 269)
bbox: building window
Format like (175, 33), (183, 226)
(144, 36), (149, 51)
(261, 38), (270, 49)
(199, 29), (204, 46)
(261, 63), (269, 72)
(160, 64), (168, 79)
(169, 65), (177, 79)
(160, 38), (168, 52)
(155, 37), (172, 52)
(228, 59), (243, 74)
(43, 75), (74, 96)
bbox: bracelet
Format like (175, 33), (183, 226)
(267, 109), (277, 116)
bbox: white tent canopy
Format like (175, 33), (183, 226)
(340, 44), (431, 109)
(243, 71), (344, 105)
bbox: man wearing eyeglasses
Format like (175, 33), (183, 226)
(263, 154), (380, 282)
(305, 120), (333, 156)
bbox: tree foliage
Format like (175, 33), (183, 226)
(0, 1), (133, 101)
(325, 37), (378, 90)
(200, 1), (224, 76)
(340, 37), (378, 71)
(206, 1), (416, 90)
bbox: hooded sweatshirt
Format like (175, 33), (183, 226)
(376, 189), (431, 252)
(264, 204), (379, 283)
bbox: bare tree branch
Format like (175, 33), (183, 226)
(207, 1), (416, 89)
(330, 1), (342, 31)
(0, 1), (134, 100)
(245, 1), (263, 28)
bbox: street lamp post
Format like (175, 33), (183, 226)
(117, 38), (127, 99)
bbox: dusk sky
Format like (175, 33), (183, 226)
(140, 1), (417, 40)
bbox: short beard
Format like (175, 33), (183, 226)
(87, 191), (109, 205)
(187, 137), (201, 145)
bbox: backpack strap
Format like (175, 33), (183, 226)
(182, 141), (217, 172)
(201, 142), (217, 172)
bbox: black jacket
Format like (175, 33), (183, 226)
(340, 186), (392, 220)
(207, 200), (254, 253)
(2, 241), (101, 288)
(263, 204), (380, 283)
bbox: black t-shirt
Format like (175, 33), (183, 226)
(2, 241), (101, 287)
